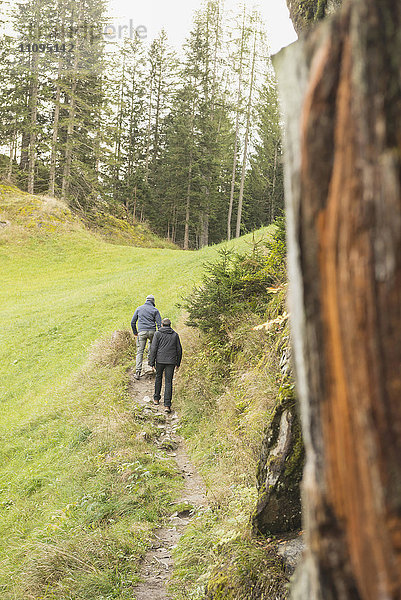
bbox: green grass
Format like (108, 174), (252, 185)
(0, 183), (272, 598)
(0, 229), (269, 420)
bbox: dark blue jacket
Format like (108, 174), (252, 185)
(131, 300), (162, 335)
(148, 326), (182, 367)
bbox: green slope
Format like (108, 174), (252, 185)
(0, 184), (272, 599)
(1, 218), (269, 424)
(1, 183), (269, 423)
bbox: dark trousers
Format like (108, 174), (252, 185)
(154, 363), (176, 407)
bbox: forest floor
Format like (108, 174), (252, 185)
(130, 364), (208, 600)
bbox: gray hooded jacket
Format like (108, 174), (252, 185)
(131, 300), (162, 335)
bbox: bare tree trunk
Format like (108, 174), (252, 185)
(20, 129), (29, 172)
(271, 142), (278, 222)
(183, 92), (196, 251)
(127, 59), (138, 178)
(49, 6), (65, 197)
(200, 202), (209, 248)
(61, 4), (82, 201)
(61, 79), (77, 201)
(8, 122), (17, 180)
(28, 49), (39, 194)
(172, 207), (178, 244)
(183, 161), (193, 250)
(227, 7), (246, 241)
(49, 59), (63, 196)
(114, 53), (126, 190)
(144, 68), (154, 183)
(132, 185), (137, 222)
(20, 78), (31, 172)
(153, 55), (163, 160)
(275, 1), (401, 598)
(235, 27), (257, 238)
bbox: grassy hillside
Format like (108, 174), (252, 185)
(0, 184), (268, 423)
(0, 184), (272, 599)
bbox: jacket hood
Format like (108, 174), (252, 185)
(160, 326), (174, 334)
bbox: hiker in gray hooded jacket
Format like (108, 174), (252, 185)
(131, 295), (162, 379)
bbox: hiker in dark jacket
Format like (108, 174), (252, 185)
(131, 295), (162, 379)
(148, 318), (182, 414)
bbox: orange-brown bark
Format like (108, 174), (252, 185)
(279, 1), (401, 598)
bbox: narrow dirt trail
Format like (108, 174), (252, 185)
(130, 367), (208, 600)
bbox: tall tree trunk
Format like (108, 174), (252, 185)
(132, 185), (137, 222)
(114, 53), (126, 191)
(200, 197), (209, 248)
(20, 129), (29, 172)
(28, 49), (39, 194)
(235, 27), (257, 238)
(199, 213), (207, 248)
(127, 63), (138, 177)
(183, 161), (193, 250)
(8, 122), (17, 180)
(61, 4), (82, 201)
(199, 4), (215, 250)
(227, 7), (246, 241)
(49, 5), (65, 197)
(49, 58), (63, 196)
(275, 1), (401, 598)
(183, 95), (196, 251)
(20, 72), (31, 173)
(144, 69), (154, 183)
(153, 56), (163, 160)
(61, 77), (78, 200)
(271, 142), (278, 222)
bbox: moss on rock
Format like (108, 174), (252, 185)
(252, 377), (304, 536)
(286, 0), (342, 33)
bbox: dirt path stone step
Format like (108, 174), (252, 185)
(130, 366), (207, 600)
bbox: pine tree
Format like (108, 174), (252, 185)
(12, 0), (53, 193)
(0, 34), (23, 181)
(145, 30), (178, 221)
(182, 0), (233, 247)
(159, 81), (200, 246)
(60, 0), (107, 202)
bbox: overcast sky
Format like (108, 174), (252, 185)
(107, 0), (297, 55)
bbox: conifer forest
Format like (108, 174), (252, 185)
(0, 0), (283, 247)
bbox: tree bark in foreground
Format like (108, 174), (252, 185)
(274, 1), (401, 598)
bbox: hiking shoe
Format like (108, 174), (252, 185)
(154, 399), (160, 405)
(165, 407), (172, 414)
(134, 372), (140, 380)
